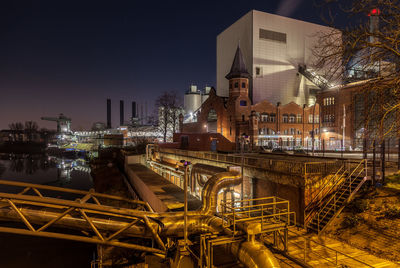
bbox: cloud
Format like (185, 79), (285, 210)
(276, 0), (303, 17)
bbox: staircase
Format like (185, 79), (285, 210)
(305, 159), (368, 234)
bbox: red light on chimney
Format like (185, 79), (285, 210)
(369, 8), (381, 16)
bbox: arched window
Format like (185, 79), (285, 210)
(289, 114), (296, 123)
(283, 114), (288, 123)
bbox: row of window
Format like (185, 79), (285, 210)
(323, 97), (335, 106)
(323, 114), (335, 123)
(229, 82), (247, 89)
(258, 128), (320, 135)
(259, 113), (319, 123)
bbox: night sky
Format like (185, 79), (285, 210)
(1, 0), (328, 130)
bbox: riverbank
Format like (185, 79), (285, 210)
(0, 141), (46, 154)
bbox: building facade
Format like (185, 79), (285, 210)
(217, 10), (337, 106)
(181, 46), (320, 151)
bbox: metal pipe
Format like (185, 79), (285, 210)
(231, 240), (280, 268)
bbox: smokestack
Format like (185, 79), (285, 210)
(145, 101), (148, 125)
(369, 8), (380, 43)
(107, 99), (111, 129)
(140, 103), (144, 125)
(120, 100), (124, 126)
(132, 101), (137, 118)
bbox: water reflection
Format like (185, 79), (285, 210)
(0, 154), (92, 191)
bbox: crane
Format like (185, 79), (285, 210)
(41, 114), (72, 133)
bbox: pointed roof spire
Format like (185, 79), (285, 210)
(225, 44), (251, 80)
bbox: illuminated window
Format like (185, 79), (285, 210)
(270, 113), (276, 123)
(289, 114), (296, 123)
(261, 114), (268, 122)
(297, 114), (302, 123)
(283, 114), (288, 123)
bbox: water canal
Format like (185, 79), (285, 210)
(0, 154), (95, 268)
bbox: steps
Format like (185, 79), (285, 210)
(306, 160), (367, 233)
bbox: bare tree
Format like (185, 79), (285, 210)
(24, 121), (38, 142)
(313, 0), (400, 141)
(155, 92), (183, 142)
(9, 122), (24, 141)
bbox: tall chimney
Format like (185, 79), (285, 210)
(140, 103), (144, 125)
(120, 100), (124, 126)
(132, 101), (137, 118)
(107, 99), (111, 129)
(145, 101), (148, 125)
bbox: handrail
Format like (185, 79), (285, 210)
(305, 165), (345, 210)
(286, 229), (374, 267)
(316, 159), (366, 232)
(304, 165), (347, 226)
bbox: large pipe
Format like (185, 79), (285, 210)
(231, 240), (280, 268)
(0, 171), (279, 268)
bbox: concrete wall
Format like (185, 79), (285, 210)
(217, 9), (336, 105)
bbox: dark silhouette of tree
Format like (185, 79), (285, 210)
(313, 0), (400, 141)
(155, 91), (183, 142)
(24, 121), (38, 142)
(8, 122), (24, 141)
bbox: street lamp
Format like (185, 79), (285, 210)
(177, 159), (191, 248)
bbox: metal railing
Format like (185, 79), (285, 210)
(156, 146), (343, 177)
(282, 229), (373, 267)
(0, 180), (165, 254)
(220, 196), (296, 235)
(314, 159), (367, 232)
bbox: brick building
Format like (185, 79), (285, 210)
(180, 46), (320, 151)
(316, 79), (400, 151)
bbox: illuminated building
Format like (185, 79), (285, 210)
(217, 10), (336, 106)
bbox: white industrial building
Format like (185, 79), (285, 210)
(183, 85), (211, 122)
(217, 10), (337, 106)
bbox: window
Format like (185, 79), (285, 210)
(229, 116), (232, 122)
(234, 82), (239, 88)
(284, 129), (288, 135)
(261, 114), (268, 122)
(308, 114), (319, 123)
(270, 113), (276, 123)
(290, 128), (295, 135)
(242, 114), (245, 121)
(241, 82), (246, 88)
(240, 100), (247, 106)
(323, 97), (335, 106)
(283, 114), (288, 123)
(297, 114), (302, 123)
(255, 67), (263, 77)
(259, 29), (287, 43)
(230, 127), (232, 135)
(289, 114), (296, 123)
(297, 129), (301, 135)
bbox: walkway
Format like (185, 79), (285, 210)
(265, 228), (399, 267)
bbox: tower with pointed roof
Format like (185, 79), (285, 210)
(226, 45), (251, 99)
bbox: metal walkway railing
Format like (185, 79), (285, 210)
(0, 179), (165, 255)
(305, 159), (368, 233)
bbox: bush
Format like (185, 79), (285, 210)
(342, 214), (362, 228)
